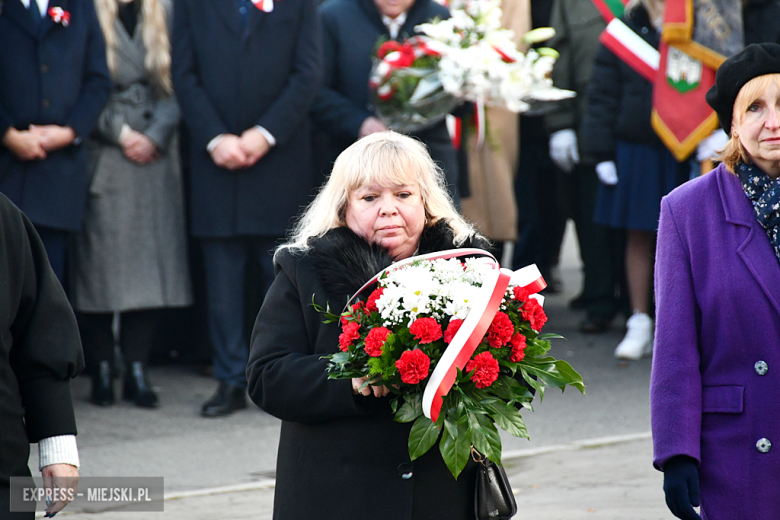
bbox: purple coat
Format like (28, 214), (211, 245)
(651, 164), (780, 519)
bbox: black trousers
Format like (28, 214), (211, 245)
(79, 310), (158, 371)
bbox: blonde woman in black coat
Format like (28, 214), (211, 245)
(247, 131), (488, 519)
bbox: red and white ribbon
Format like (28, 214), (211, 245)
(344, 249), (546, 424)
(600, 18), (659, 82)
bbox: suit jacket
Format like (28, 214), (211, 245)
(0, 193), (83, 484)
(311, 0), (459, 197)
(172, 0), (322, 237)
(0, 0), (111, 230)
(651, 164), (780, 519)
(246, 222), (488, 519)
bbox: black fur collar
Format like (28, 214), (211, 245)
(308, 220), (489, 301)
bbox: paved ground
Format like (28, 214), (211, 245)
(28, 225), (683, 519)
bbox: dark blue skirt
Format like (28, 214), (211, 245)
(594, 140), (689, 231)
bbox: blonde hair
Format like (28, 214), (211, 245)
(277, 131), (477, 258)
(95, 0), (173, 95)
(720, 73), (780, 173)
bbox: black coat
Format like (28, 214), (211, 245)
(579, 6), (660, 164)
(247, 222), (489, 520)
(172, 0), (323, 237)
(311, 0), (459, 196)
(744, 0), (780, 45)
(0, 194), (83, 485)
(0, 0), (111, 230)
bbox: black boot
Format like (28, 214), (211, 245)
(91, 360), (115, 406)
(201, 382), (247, 417)
(123, 362), (159, 408)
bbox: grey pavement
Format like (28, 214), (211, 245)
(31, 224), (681, 519)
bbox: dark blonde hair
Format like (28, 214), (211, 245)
(720, 73), (780, 172)
(277, 131), (476, 258)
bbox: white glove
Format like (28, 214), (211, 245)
(596, 161), (618, 185)
(549, 129), (580, 173)
(696, 129), (729, 162)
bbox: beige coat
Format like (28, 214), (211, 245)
(460, 0), (530, 242)
(71, 13), (193, 312)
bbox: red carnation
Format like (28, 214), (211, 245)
(487, 311), (514, 348)
(444, 319), (463, 344)
(409, 317), (443, 344)
(395, 349), (431, 384)
(338, 322), (361, 351)
(465, 352), (499, 389)
(377, 40), (402, 59)
(385, 45), (415, 68)
(509, 333), (527, 362)
(521, 298), (547, 331)
(513, 285), (531, 302)
(341, 301), (365, 327)
(364, 327), (391, 357)
(366, 287), (384, 313)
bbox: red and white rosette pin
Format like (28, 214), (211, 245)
(252, 0), (273, 12)
(48, 6), (70, 26)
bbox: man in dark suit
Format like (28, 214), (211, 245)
(0, 0), (112, 282)
(173, 0), (322, 417)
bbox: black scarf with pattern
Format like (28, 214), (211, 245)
(736, 161), (780, 263)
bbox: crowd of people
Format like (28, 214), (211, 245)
(2, 0), (780, 517)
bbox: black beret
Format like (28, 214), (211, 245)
(706, 43), (780, 135)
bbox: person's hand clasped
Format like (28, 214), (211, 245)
(239, 127), (271, 167)
(210, 134), (248, 170)
(352, 376), (390, 398)
(29, 125), (77, 153)
(549, 129), (580, 173)
(663, 456), (701, 520)
(2, 127), (47, 161)
(119, 129), (158, 165)
(41, 463), (79, 518)
(596, 160), (618, 185)
(358, 116), (388, 138)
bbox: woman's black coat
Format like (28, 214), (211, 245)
(247, 222), (488, 520)
(579, 6), (660, 165)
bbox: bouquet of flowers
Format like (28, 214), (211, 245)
(318, 251), (584, 479)
(368, 0), (575, 132)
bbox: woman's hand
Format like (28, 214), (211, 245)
(352, 376), (390, 398)
(120, 129), (158, 165)
(41, 463), (79, 517)
(29, 125), (76, 152)
(663, 456), (701, 520)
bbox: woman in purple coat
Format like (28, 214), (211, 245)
(651, 43), (780, 520)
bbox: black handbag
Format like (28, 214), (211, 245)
(473, 448), (517, 520)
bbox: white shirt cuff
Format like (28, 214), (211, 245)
(206, 134), (226, 153)
(255, 126), (276, 147)
(38, 435), (80, 470)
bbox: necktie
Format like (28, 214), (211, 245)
(30, 0), (42, 24)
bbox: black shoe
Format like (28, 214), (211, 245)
(201, 382), (247, 417)
(123, 362), (159, 408)
(91, 360), (115, 406)
(579, 313), (613, 334)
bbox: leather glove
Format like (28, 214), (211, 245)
(696, 129), (729, 162)
(663, 456), (702, 520)
(595, 161), (618, 185)
(549, 129), (580, 173)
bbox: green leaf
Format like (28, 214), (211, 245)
(487, 402), (529, 439)
(467, 411), (502, 464)
(328, 352), (350, 364)
(522, 359), (585, 393)
(408, 416), (441, 460)
(395, 393), (423, 423)
(520, 368), (546, 401)
(439, 418), (471, 479)
(537, 333), (565, 340)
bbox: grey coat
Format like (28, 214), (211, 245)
(71, 12), (192, 312)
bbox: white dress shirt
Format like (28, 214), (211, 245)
(381, 12), (407, 39)
(19, 0), (49, 17)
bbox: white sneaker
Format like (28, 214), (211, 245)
(614, 312), (653, 360)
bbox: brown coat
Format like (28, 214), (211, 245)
(460, 0), (530, 242)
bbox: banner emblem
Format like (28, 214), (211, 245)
(666, 46), (701, 94)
